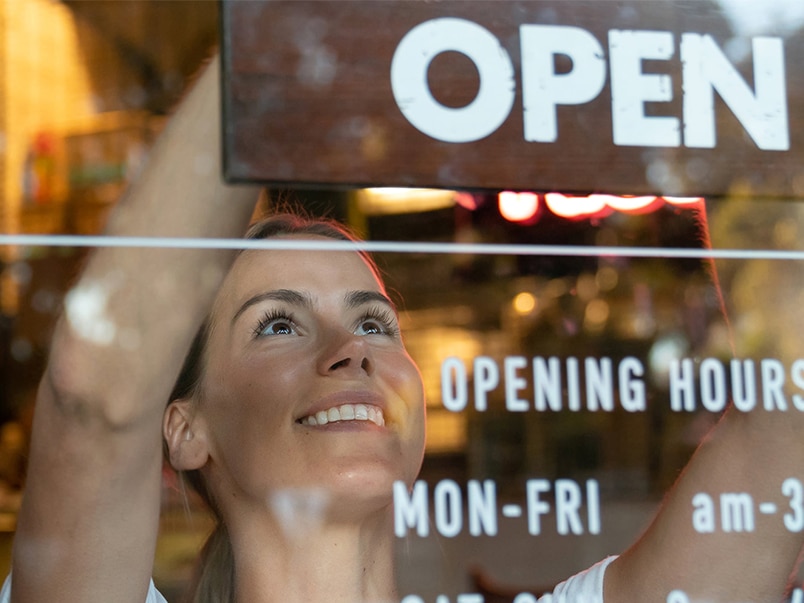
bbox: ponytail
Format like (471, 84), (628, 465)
(184, 520), (235, 603)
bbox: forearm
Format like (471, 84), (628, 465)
(11, 56), (258, 602)
(607, 407), (804, 602)
(46, 55), (258, 425)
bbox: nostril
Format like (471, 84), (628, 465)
(329, 358), (350, 371)
(327, 355), (372, 373)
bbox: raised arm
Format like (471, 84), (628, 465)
(605, 249), (804, 603)
(11, 56), (258, 603)
(606, 407), (804, 602)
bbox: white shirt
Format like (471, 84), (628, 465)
(0, 556), (613, 602)
(537, 556), (614, 602)
(0, 575), (167, 603)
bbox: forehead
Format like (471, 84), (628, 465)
(215, 246), (384, 312)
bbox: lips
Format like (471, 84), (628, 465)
(298, 403), (385, 427)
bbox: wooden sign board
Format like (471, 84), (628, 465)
(221, 0), (804, 198)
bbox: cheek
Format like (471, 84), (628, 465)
(385, 352), (427, 461)
(400, 356), (426, 414)
(217, 347), (305, 400)
(202, 353), (305, 447)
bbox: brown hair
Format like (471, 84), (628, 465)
(168, 213), (380, 603)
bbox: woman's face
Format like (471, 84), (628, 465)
(191, 241), (425, 519)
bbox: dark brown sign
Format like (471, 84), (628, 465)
(222, 0), (804, 198)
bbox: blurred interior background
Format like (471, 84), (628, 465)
(0, 1), (803, 599)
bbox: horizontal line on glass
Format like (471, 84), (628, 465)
(0, 234), (801, 261)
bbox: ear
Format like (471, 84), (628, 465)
(163, 399), (209, 471)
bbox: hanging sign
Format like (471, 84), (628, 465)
(221, 0), (804, 197)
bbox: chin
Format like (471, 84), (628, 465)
(320, 463), (404, 523)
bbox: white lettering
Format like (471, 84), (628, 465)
(793, 360), (804, 411)
(682, 34), (788, 150)
(526, 479), (552, 535)
(669, 358), (696, 411)
(720, 492), (755, 532)
(692, 492), (715, 533)
(399, 479), (600, 538)
(585, 357), (614, 411)
(669, 357), (804, 412)
(468, 480), (498, 536)
(783, 477), (804, 532)
(609, 29), (679, 147)
(392, 21), (789, 150)
(474, 356), (499, 412)
(441, 355), (646, 412)
(504, 356), (529, 411)
(693, 491), (761, 533)
(520, 25), (606, 142)
(391, 18), (515, 143)
(534, 356), (562, 411)
(441, 357), (468, 412)
(555, 479), (583, 535)
(730, 358), (757, 412)
(567, 356), (581, 411)
(699, 357), (727, 412)
(587, 479), (601, 534)
(619, 356), (646, 411)
(526, 479), (601, 536)
(761, 358), (787, 410)
(395, 481), (429, 537)
(434, 479), (463, 538)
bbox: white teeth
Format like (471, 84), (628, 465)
(366, 406), (385, 427)
(300, 403), (384, 427)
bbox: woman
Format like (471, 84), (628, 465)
(5, 55), (804, 603)
(163, 215), (427, 602)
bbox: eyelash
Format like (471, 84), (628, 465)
(253, 309), (296, 338)
(357, 307), (400, 338)
(251, 307), (399, 338)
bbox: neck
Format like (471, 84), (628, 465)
(227, 501), (397, 603)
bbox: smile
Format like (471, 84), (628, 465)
(298, 403), (385, 427)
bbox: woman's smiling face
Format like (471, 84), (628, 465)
(191, 242), (426, 519)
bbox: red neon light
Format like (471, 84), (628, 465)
(497, 192), (704, 222)
(454, 192), (480, 211)
(542, 193), (703, 220)
(544, 193), (611, 220)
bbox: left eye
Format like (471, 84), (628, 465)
(262, 319), (296, 335)
(355, 319), (387, 335)
(254, 314), (298, 337)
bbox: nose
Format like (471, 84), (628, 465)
(317, 328), (374, 377)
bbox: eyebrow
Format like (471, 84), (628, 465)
(231, 289), (313, 325)
(231, 289), (396, 326)
(344, 290), (397, 313)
